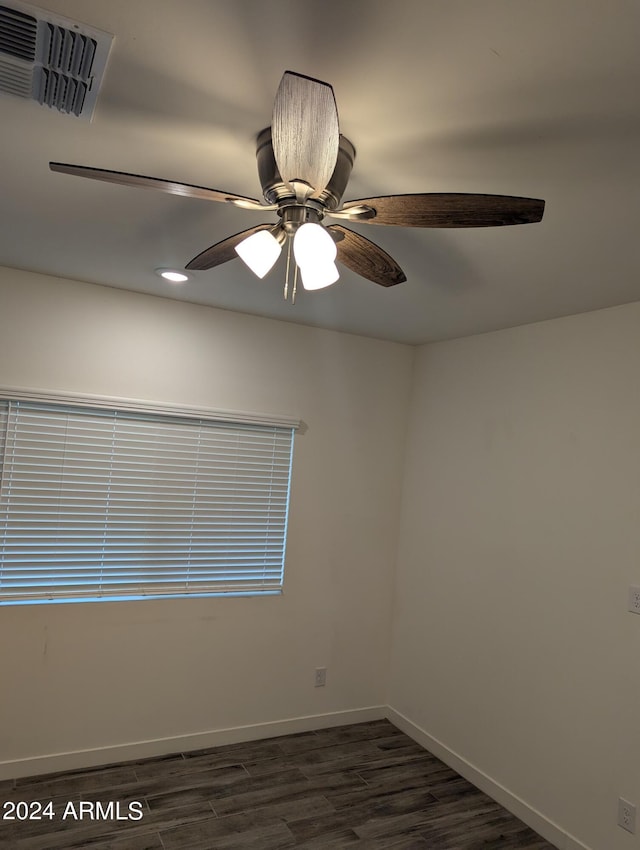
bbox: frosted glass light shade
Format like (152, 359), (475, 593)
(300, 261), (340, 291)
(235, 230), (282, 278)
(293, 222), (337, 268)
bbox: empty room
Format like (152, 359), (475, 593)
(0, 2), (638, 849)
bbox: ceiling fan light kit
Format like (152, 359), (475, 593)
(50, 70), (545, 300)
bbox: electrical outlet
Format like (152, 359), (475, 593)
(628, 587), (640, 614)
(618, 798), (636, 834)
(314, 667), (327, 687)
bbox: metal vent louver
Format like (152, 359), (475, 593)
(0, 0), (112, 119)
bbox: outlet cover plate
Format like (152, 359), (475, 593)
(618, 798), (636, 834)
(314, 667), (326, 687)
(628, 587), (640, 614)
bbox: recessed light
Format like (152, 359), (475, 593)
(155, 268), (190, 283)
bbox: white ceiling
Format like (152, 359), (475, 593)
(1, 0), (639, 344)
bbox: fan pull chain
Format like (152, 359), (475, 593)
(292, 263), (298, 305)
(284, 237), (292, 301)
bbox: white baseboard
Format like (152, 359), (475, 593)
(0, 705), (386, 782)
(386, 707), (592, 850)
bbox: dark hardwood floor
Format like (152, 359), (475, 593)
(0, 720), (557, 849)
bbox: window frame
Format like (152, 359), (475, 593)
(0, 388), (299, 606)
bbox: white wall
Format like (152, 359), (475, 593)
(389, 302), (640, 850)
(0, 266), (413, 775)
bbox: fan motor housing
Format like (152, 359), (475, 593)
(256, 127), (355, 211)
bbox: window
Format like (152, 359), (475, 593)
(0, 394), (296, 604)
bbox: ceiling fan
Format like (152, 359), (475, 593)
(50, 71), (545, 298)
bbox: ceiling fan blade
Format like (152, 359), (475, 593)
(340, 193), (545, 227)
(49, 163), (272, 210)
(186, 224), (276, 271)
(271, 71), (339, 198)
(328, 225), (406, 287)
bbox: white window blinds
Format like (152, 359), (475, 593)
(0, 399), (295, 604)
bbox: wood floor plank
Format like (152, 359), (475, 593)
(245, 739), (382, 778)
(293, 827), (361, 849)
(182, 740), (287, 765)
(74, 832), (164, 850)
(12, 766), (138, 798)
(352, 839), (431, 850)
(0, 721), (558, 850)
(144, 764), (250, 811)
(159, 797), (334, 850)
(212, 770), (367, 818)
(286, 788), (439, 844)
(201, 820), (295, 849)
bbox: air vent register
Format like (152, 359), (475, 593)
(0, 0), (112, 118)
